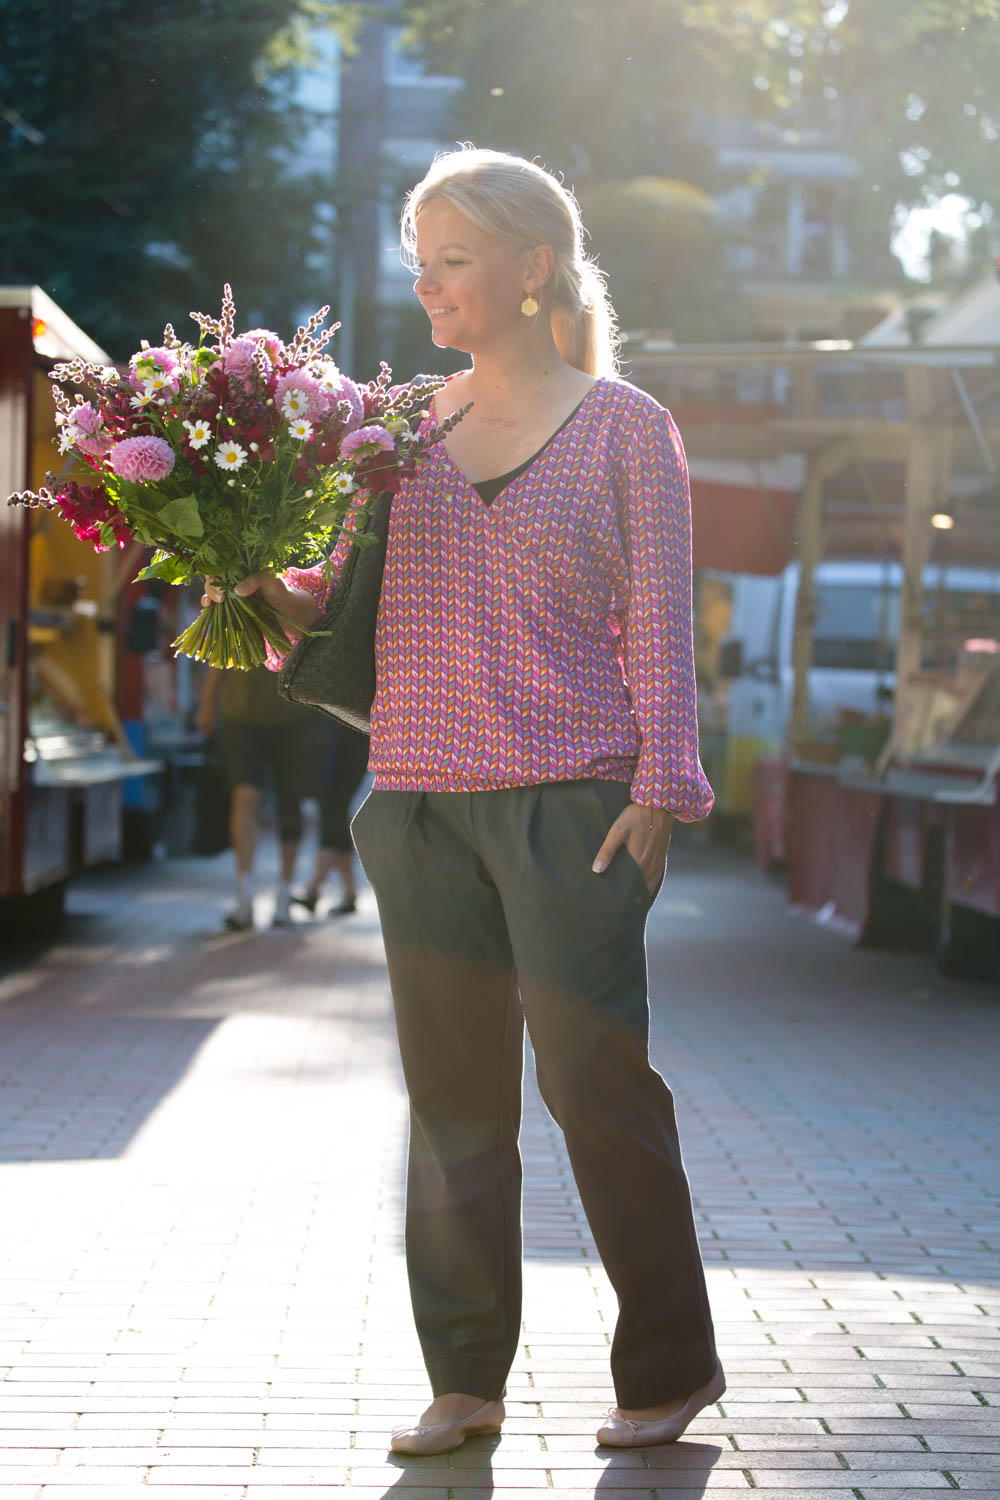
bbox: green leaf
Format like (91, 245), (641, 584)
(156, 492), (204, 538)
(306, 503), (345, 528)
(136, 549), (192, 585)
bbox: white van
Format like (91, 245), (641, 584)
(707, 558), (1000, 816)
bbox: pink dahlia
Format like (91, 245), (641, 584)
(242, 328), (284, 362)
(312, 362), (364, 430)
(109, 435), (176, 483)
(128, 345), (182, 391)
(340, 424), (395, 457)
(274, 369), (327, 422)
(221, 335), (270, 384)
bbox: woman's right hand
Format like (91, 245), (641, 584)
(201, 571), (288, 609)
(200, 572), (320, 633)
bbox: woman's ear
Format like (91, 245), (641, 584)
(528, 243), (557, 290)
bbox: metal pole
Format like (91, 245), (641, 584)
(895, 367), (953, 719)
(787, 437), (852, 751)
(951, 368), (999, 476)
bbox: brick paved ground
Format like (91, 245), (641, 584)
(0, 824), (997, 1499)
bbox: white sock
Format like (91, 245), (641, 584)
(238, 873), (254, 902)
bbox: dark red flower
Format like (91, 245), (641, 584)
(52, 480), (135, 551)
(363, 463), (404, 495)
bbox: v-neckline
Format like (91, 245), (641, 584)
(429, 377), (606, 504)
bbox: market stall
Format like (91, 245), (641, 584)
(0, 287), (162, 934)
(628, 312), (1000, 977)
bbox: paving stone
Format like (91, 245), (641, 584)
(0, 839), (997, 1493)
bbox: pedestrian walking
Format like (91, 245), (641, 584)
(292, 723), (370, 917)
(197, 666), (322, 930)
(204, 146), (722, 1451)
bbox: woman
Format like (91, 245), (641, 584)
(206, 147), (723, 1453)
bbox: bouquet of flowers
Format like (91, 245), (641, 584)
(8, 286), (464, 668)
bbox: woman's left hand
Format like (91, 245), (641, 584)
(592, 803), (675, 896)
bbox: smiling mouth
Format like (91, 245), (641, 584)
(426, 307), (457, 317)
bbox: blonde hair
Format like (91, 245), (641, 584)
(401, 146), (619, 378)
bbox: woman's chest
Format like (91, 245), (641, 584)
(388, 448), (627, 600)
(440, 410), (572, 483)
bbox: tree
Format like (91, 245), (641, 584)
(0, 0), (358, 357)
(398, 0), (741, 339)
(692, 0), (1000, 285)
(398, 0), (1000, 329)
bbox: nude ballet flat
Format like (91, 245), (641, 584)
(596, 1365), (726, 1448)
(390, 1398), (505, 1456)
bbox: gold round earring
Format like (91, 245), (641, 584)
(520, 290), (540, 317)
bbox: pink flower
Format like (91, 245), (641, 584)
(313, 362), (364, 431)
(109, 435), (176, 483)
(128, 345), (182, 391)
(274, 369), (327, 421)
(68, 401), (114, 458)
(340, 424), (395, 457)
(221, 336), (270, 384)
(242, 328), (284, 362)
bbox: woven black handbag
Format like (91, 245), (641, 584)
(276, 491), (391, 732)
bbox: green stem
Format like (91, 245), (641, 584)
(170, 589), (326, 670)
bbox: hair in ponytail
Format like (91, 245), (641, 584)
(401, 146), (620, 378)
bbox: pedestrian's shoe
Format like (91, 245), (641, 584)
(223, 898), (254, 932)
(596, 1365), (726, 1448)
(272, 891), (293, 927)
(390, 1398), (504, 1456)
(328, 895), (357, 917)
(290, 888), (319, 914)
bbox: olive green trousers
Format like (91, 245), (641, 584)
(351, 779), (717, 1408)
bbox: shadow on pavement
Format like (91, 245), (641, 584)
(0, 1014), (221, 1162)
(599, 1440), (724, 1495)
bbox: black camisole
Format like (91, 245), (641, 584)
(472, 396), (588, 506)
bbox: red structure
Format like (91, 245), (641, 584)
(0, 288), (161, 934)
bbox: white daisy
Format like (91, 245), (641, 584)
(182, 419), (212, 450)
(281, 388), (309, 418)
(332, 472), (356, 496)
(57, 425), (79, 454)
(130, 385), (156, 409)
(288, 418), (314, 441)
(214, 440), (248, 471)
(312, 359), (341, 391)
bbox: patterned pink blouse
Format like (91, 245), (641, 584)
(271, 376), (714, 821)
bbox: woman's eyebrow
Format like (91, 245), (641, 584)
(417, 242), (473, 255)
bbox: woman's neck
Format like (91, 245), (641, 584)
(457, 325), (574, 406)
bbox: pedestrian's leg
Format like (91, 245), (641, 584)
(230, 784), (261, 879)
(270, 729), (310, 924)
(351, 791), (524, 1402)
(482, 782), (718, 1411)
(314, 728), (368, 911)
(218, 726), (265, 930)
(329, 850), (357, 905)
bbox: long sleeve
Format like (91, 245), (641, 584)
(618, 404), (714, 821)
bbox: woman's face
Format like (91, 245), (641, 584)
(412, 198), (528, 352)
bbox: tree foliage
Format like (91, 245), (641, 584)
(0, 0), (357, 358)
(398, 0), (999, 331)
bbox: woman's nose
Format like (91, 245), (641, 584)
(415, 268), (438, 297)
